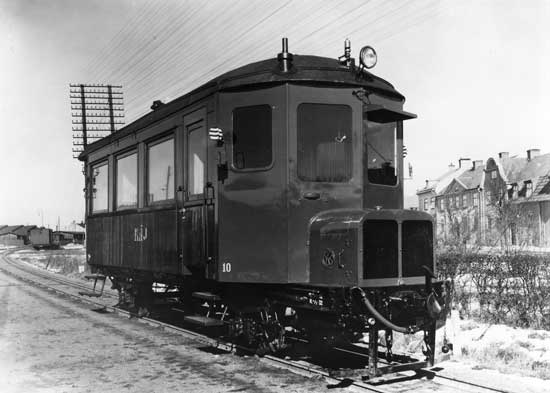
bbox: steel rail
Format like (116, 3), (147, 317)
(0, 249), (514, 393)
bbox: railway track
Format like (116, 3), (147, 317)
(0, 248), (516, 393)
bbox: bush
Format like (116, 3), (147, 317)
(437, 251), (550, 329)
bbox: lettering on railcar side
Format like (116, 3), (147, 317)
(133, 225), (148, 242)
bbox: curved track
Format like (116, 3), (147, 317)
(0, 248), (516, 393)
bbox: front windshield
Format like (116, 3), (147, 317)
(297, 103), (352, 182)
(365, 120), (397, 186)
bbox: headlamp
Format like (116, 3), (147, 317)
(359, 46), (377, 69)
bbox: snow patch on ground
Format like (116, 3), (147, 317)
(61, 243), (84, 250)
(0, 245), (18, 250)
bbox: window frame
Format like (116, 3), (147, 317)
(114, 149), (139, 211)
(186, 119), (207, 200)
(525, 181), (533, 198)
(364, 118), (399, 187)
(145, 134), (176, 206)
(297, 102), (354, 183)
(231, 104), (274, 173)
(90, 160), (109, 215)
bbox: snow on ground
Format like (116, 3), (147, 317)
(61, 242), (85, 250)
(0, 245), (18, 250)
(8, 246), (88, 278)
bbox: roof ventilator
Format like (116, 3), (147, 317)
(151, 100), (164, 110)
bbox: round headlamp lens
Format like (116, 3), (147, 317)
(359, 46), (377, 69)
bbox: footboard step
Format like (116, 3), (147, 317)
(78, 291), (103, 297)
(84, 274), (106, 280)
(184, 315), (225, 327)
(191, 292), (221, 301)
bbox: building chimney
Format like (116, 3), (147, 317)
(472, 160), (484, 169)
(425, 179), (429, 188)
(527, 149), (540, 160)
(498, 152), (509, 159)
(448, 162), (455, 169)
(458, 158), (471, 168)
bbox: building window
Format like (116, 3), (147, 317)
(298, 103), (352, 182)
(188, 122), (206, 197)
(233, 105), (272, 170)
(430, 197), (435, 209)
(91, 162), (108, 213)
(491, 170), (497, 179)
(455, 195), (460, 208)
(116, 152), (138, 209)
(512, 184), (519, 200)
(473, 193), (479, 207)
(462, 194), (468, 207)
(424, 198), (428, 211)
(147, 138), (174, 204)
(441, 198), (446, 211)
(486, 191), (492, 204)
(526, 181), (533, 198)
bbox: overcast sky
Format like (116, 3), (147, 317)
(1, 0), (549, 226)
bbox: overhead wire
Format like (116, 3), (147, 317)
(83, 0), (156, 76)
(104, 0), (194, 84)
(122, 0), (265, 109)
(89, 0), (173, 82)
(88, 0), (447, 122)
(126, 0), (429, 120)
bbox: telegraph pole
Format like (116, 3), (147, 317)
(70, 84), (125, 159)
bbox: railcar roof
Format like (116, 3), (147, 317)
(79, 54), (404, 160)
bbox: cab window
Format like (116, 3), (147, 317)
(365, 121), (397, 186)
(297, 103), (352, 182)
(233, 105), (272, 170)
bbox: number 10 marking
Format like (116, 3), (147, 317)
(222, 262), (231, 273)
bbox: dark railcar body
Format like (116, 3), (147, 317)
(81, 54), (423, 287)
(80, 44), (448, 377)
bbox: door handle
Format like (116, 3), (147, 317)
(303, 191), (321, 200)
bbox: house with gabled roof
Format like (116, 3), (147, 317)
(419, 148), (550, 248)
(12, 225), (37, 245)
(0, 225), (24, 246)
(484, 150), (550, 247)
(416, 158), (471, 214)
(436, 160), (485, 244)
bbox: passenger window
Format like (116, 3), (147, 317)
(297, 103), (352, 182)
(91, 162), (108, 213)
(187, 122), (206, 197)
(116, 152), (138, 209)
(233, 105), (272, 170)
(147, 138), (174, 204)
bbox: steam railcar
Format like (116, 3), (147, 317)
(79, 39), (448, 377)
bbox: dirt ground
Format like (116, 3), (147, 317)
(0, 269), (338, 393)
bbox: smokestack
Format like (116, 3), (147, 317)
(458, 158), (471, 168)
(472, 160), (484, 169)
(498, 152), (509, 159)
(527, 149), (540, 161)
